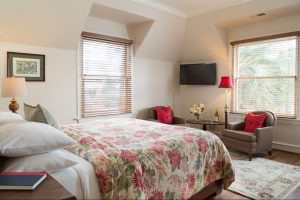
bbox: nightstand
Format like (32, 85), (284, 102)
(0, 176), (76, 200)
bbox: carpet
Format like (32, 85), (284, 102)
(228, 158), (300, 199)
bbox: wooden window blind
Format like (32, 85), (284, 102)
(230, 32), (299, 118)
(80, 32), (133, 118)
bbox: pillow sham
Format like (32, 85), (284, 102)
(0, 150), (78, 173)
(0, 122), (75, 157)
(24, 103), (60, 129)
(0, 112), (25, 125)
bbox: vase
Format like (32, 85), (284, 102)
(194, 113), (200, 121)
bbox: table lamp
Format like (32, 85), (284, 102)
(218, 76), (233, 129)
(1, 77), (28, 113)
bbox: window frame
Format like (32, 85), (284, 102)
(230, 31), (300, 119)
(79, 32), (133, 118)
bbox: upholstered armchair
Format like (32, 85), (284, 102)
(148, 106), (185, 125)
(222, 111), (277, 161)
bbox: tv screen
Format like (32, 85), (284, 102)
(180, 63), (216, 85)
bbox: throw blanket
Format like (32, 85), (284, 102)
(62, 118), (234, 199)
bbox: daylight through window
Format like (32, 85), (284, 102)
(80, 32), (133, 118)
(230, 32), (299, 118)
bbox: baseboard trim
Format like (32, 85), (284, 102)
(272, 141), (300, 154)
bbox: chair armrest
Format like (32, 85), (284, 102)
(227, 122), (245, 130)
(173, 117), (186, 124)
(256, 126), (274, 151)
(256, 126), (274, 138)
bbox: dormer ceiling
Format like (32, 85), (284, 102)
(89, 3), (152, 25)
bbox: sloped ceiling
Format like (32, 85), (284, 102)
(0, 0), (93, 49)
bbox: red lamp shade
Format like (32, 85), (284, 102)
(218, 76), (233, 88)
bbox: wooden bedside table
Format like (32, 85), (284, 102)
(0, 176), (76, 200)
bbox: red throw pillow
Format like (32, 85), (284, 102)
(155, 107), (172, 124)
(244, 112), (267, 133)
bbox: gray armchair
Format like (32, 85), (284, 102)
(222, 111), (277, 161)
(148, 106), (185, 125)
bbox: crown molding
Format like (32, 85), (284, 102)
(132, 0), (187, 19)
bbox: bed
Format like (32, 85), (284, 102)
(61, 118), (234, 199)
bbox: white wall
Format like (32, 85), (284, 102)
(133, 58), (176, 119)
(0, 43), (77, 124)
(176, 12), (229, 121)
(0, 15), (179, 124)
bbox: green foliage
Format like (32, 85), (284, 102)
(118, 175), (131, 191)
(165, 190), (175, 200)
(125, 165), (135, 176)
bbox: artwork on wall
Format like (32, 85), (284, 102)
(7, 52), (45, 81)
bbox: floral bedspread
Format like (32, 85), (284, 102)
(62, 118), (234, 200)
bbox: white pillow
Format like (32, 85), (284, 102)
(0, 122), (75, 157)
(0, 112), (25, 125)
(0, 150), (78, 173)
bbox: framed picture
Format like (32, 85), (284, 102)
(7, 52), (45, 81)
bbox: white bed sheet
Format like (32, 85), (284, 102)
(50, 149), (100, 200)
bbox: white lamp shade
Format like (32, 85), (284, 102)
(1, 77), (28, 97)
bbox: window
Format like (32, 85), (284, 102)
(230, 32), (299, 118)
(80, 32), (133, 118)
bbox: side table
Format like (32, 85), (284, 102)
(0, 176), (76, 200)
(186, 119), (225, 131)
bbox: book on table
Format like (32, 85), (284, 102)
(0, 172), (47, 190)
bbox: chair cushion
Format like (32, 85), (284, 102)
(222, 129), (257, 142)
(155, 106), (172, 124)
(244, 112), (267, 133)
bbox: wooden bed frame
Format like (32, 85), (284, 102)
(189, 179), (223, 200)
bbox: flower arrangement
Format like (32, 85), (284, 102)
(190, 103), (205, 120)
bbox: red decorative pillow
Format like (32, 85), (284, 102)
(244, 112), (267, 133)
(155, 107), (172, 124)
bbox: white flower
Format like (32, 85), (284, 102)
(190, 103), (205, 114)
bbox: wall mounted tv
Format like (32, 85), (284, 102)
(180, 63), (216, 85)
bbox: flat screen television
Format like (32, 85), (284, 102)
(180, 63), (216, 85)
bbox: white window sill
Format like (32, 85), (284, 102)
(73, 113), (134, 123)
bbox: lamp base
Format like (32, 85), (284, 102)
(9, 98), (19, 113)
(224, 104), (228, 129)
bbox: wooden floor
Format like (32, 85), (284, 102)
(212, 150), (300, 200)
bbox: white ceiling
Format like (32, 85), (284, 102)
(134, 0), (254, 18)
(134, 0), (300, 20)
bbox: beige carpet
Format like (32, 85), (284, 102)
(228, 153), (300, 199)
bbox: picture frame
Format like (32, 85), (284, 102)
(7, 52), (45, 82)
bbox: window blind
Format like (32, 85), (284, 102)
(230, 32), (299, 118)
(80, 32), (133, 118)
